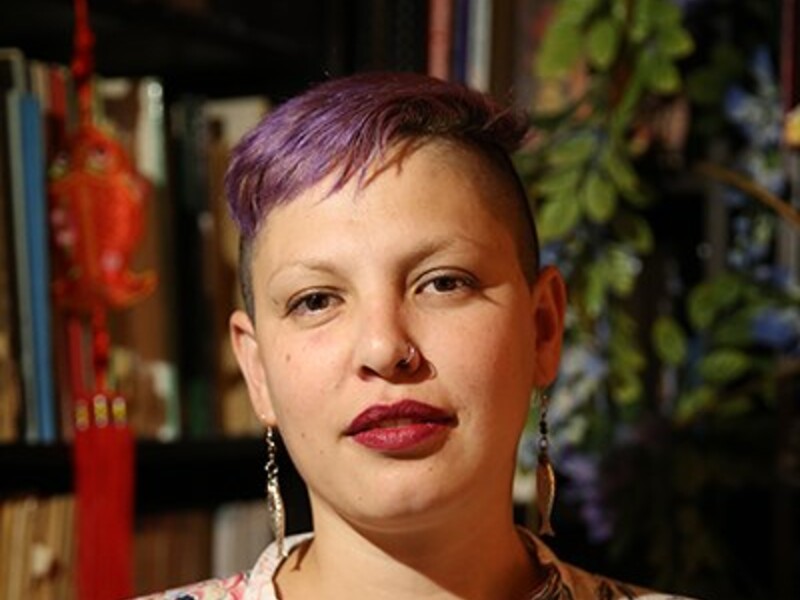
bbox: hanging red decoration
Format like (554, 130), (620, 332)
(49, 1), (156, 598)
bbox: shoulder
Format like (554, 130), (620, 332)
(133, 571), (249, 600)
(518, 528), (700, 600)
(131, 533), (314, 600)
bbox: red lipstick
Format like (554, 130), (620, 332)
(345, 400), (455, 452)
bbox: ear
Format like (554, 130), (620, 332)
(229, 309), (277, 426)
(531, 266), (567, 388)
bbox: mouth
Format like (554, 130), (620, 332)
(344, 400), (456, 452)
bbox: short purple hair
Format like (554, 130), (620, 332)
(225, 71), (539, 318)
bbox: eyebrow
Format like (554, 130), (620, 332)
(266, 234), (497, 289)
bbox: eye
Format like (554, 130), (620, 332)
(287, 291), (341, 316)
(418, 272), (476, 295)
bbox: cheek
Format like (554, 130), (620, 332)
(264, 333), (344, 424)
(450, 309), (532, 375)
(441, 310), (534, 417)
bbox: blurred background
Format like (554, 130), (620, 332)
(0, 1), (798, 598)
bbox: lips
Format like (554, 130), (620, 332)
(344, 400), (456, 452)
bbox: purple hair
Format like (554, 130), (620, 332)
(225, 72), (538, 317)
(225, 71), (529, 238)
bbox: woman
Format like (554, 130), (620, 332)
(142, 72), (695, 599)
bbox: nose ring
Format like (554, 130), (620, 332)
(398, 344), (417, 368)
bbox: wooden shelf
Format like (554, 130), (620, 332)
(0, 437), (312, 530)
(0, 0), (336, 98)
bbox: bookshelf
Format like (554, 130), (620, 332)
(0, 0), (333, 98)
(0, 438), (311, 527)
(0, 0), (527, 596)
(0, 0), (432, 479)
(0, 1), (420, 595)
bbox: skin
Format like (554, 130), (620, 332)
(230, 140), (566, 599)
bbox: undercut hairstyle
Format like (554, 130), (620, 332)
(224, 71), (540, 320)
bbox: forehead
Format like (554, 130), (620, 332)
(259, 139), (517, 239)
(249, 140), (521, 267)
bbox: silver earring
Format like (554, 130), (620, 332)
(265, 427), (287, 558)
(536, 391), (556, 536)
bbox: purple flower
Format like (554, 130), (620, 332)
(751, 307), (800, 352)
(751, 46), (774, 88)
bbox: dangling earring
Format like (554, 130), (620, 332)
(536, 391), (556, 536)
(265, 426), (287, 558)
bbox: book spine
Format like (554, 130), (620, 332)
(466, 0), (492, 92)
(6, 89), (40, 443)
(427, 0), (454, 80)
(20, 93), (57, 443)
(0, 63), (22, 444)
(451, 0), (470, 83)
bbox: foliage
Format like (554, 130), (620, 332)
(516, 0), (800, 596)
(518, 0), (695, 449)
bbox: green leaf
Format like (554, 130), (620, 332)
(646, 59), (682, 94)
(687, 274), (743, 330)
(630, 0), (656, 43)
(652, 316), (688, 366)
(548, 134), (597, 167)
(587, 18), (621, 71)
(584, 260), (609, 318)
(560, 0), (602, 25)
(610, 333), (646, 372)
(660, 26), (695, 58)
(610, 70), (646, 135)
(676, 387), (715, 424)
(610, 0), (630, 22)
(583, 171), (617, 223)
(536, 167), (582, 197)
(603, 150), (638, 193)
(651, 0), (682, 27)
(710, 307), (757, 347)
(536, 21), (583, 78)
(606, 247), (639, 296)
(612, 213), (654, 254)
(619, 185), (650, 208)
(536, 191), (582, 242)
(699, 350), (751, 384)
(612, 371), (643, 405)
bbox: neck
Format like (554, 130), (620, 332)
(276, 496), (543, 600)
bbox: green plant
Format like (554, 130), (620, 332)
(517, 0), (800, 595)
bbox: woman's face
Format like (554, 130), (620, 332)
(231, 141), (565, 534)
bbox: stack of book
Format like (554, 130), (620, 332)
(0, 48), (270, 445)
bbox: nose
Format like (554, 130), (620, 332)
(355, 298), (420, 379)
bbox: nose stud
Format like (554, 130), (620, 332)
(398, 344), (417, 369)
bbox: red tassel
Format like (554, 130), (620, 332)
(58, 2), (150, 595)
(74, 393), (134, 600)
(74, 398), (95, 599)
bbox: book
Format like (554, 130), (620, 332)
(451, 0), (470, 83)
(34, 62), (75, 443)
(203, 97), (269, 436)
(211, 500), (270, 578)
(97, 77), (181, 441)
(134, 509), (212, 594)
(3, 48), (43, 443)
(19, 89), (57, 444)
(0, 49), (23, 443)
(0, 495), (76, 600)
(428, 0), (454, 80)
(169, 94), (268, 437)
(170, 96), (216, 437)
(465, 0), (493, 92)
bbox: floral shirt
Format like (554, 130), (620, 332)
(135, 529), (696, 600)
